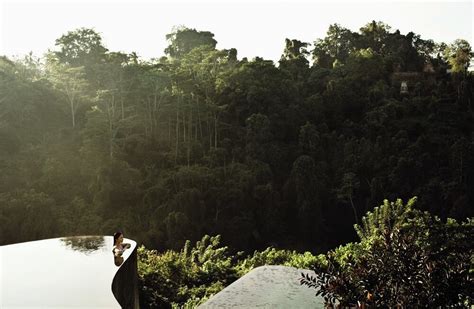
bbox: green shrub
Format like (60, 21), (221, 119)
(236, 247), (323, 276)
(301, 198), (474, 307)
(138, 235), (239, 308)
(138, 234), (321, 308)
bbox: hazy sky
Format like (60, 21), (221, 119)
(0, 0), (472, 62)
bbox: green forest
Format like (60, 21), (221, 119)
(1, 20), (473, 307)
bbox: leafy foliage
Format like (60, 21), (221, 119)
(235, 246), (323, 277)
(301, 198), (474, 307)
(1, 21), (473, 265)
(137, 235), (236, 308)
(137, 234), (321, 308)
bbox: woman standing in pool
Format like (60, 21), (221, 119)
(113, 232), (131, 256)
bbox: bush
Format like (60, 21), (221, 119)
(138, 234), (321, 308)
(137, 235), (239, 308)
(301, 198), (474, 307)
(236, 247), (324, 277)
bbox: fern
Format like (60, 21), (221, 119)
(354, 197), (417, 241)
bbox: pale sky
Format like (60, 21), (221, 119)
(0, 0), (472, 62)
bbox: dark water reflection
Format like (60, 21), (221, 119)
(114, 254), (125, 266)
(60, 235), (106, 254)
(0, 236), (136, 308)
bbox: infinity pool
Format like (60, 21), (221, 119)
(200, 265), (325, 308)
(0, 236), (137, 308)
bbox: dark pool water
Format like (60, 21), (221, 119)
(1, 236), (136, 308)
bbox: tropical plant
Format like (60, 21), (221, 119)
(301, 198), (474, 307)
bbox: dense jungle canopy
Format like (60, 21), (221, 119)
(1, 21), (473, 254)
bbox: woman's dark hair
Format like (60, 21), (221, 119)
(113, 232), (123, 246)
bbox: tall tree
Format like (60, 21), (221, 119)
(444, 39), (473, 73)
(54, 28), (108, 67)
(165, 27), (217, 59)
(312, 24), (356, 68)
(47, 58), (90, 128)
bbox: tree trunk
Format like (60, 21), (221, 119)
(120, 95), (125, 120)
(66, 85), (76, 129)
(197, 97), (203, 142)
(214, 112), (218, 149)
(349, 195), (358, 224)
(183, 109), (186, 144)
(70, 99), (75, 128)
(188, 105), (192, 166)
(153, 93), (158, 138)
(207, 113), (212, 151)
(168, 114), (172, 148)
(107, 96), (114, 160)
(175, 96), (180, 163)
